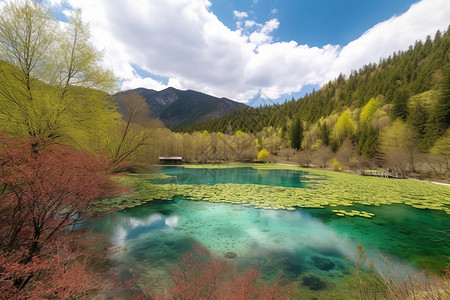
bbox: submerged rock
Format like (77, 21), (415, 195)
(284, 261), (304, 278)
(223, 252), (237, 259)
(163, 240), (175, 246)
(311, 256), (335, 271)
(302, 275), (326, 290)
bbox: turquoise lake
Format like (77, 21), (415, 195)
(96, 167), (449, 297)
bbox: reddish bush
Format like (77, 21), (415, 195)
(0, 133), (122, 298)
(135, 243), (295, 300)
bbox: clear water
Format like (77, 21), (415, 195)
(95, 167), (449, 297)
(150, 166), (310, 187)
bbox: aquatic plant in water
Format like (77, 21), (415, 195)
(94, 164), (450, 217)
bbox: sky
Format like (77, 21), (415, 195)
(3, 0), (450, 105)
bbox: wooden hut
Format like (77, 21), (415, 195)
(159, 156), (183, 165)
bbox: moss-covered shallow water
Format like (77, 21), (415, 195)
(95, 165), (449, 298)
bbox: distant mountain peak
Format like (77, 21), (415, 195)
(115, 87), (247, 127)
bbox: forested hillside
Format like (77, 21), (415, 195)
(179, 26), (449, 150)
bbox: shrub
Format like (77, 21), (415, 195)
(257, 149), (270, 162)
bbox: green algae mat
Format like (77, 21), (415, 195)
(94, 163), (450, 217)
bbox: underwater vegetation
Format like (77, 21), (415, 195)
(93, 164), (450, 217)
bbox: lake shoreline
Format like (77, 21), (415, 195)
(162, 161), (450, 186)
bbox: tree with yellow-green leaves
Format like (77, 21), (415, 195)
(380, 120), (419, 173)
(333, 110), (355, 146)
(257, 149), (270, 162)
(0, 0), (118, 149)
(359, 97), (380, 124)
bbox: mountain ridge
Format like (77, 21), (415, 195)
(115, 87), (247, 127)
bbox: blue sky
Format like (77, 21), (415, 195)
(205, 0), (421, 105)
(211, 0), (418, 47)
(17, 0), (450, 105)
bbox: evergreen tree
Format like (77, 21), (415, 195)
(290, 117), (303, 150)
(407, 100), (428, 149)
(390, 88), (409, 120)
(319, 122), (330, 146)
(357, 124), (379, 158)
(423, 67), (450, 148)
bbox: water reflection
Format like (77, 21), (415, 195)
(151, 166), (308, 188)
(99, 198), (420, 295)
(112, 214), (179, 246)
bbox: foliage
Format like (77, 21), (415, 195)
(390, 88), (409, 121)
(257, 149), (270, 162)
(163, 243), (294, 299)
(346, 245), (384, 299)
(333, 110), (355, 146)
(430, 129), (450, 158)
(378, 263), (450, 299)
(106, 92), (163, 170)
(0, 133), (122, 296)
(347, 245), (450, 300)
(318, 121), (331, 146)
(0, 0), (119, 148)
(360, 97), (380, 124)
(290, 117), (303, 150)
(380, 120), (418, 172)
(357, 123), (379, 158)
(423, 66), (450, 149)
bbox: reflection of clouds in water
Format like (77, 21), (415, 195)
(103, 199), (425, 286)
(246, 209), (355, 259)
(128, 214), (162, 227)
(165, 216), (179, 227)
(111, 213), (179, 246)
(112, 226), (128, 246)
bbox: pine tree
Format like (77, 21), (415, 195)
(290, 117), (303, 150)
(319, 122), (330, 146)
(390, 88), (409, 120)
(423, 66), (450, 148)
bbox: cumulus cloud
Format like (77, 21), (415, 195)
(120, 74), (168, 91)
(233, 10), (248, 19)
(47, 0), (450, 102)
(331, 0), (450, 79)
(249, 19), (279, 45)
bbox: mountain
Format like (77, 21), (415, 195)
(115, 87), (247, 127)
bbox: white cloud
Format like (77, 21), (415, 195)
(245, 20), (257, 28)
(331, 0), (450, 79)
(249, 19), (279, 45)
(42, 0), (63, 7)
(120, 74), (168, 91)
(52, 0), (450, 101)
(233, 10), (248, 19)
(271, 8), (278, 14)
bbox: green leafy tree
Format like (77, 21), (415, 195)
(0, 0), (118, 147)
(257, 149), (270, 162)
(380, 120), (419, 172)
(290, 117), (303, 150)
(333, 110), (355, 146)
(360, 97), (380, 124)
